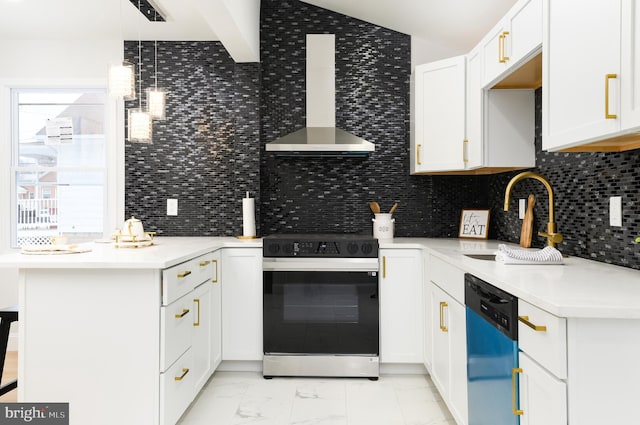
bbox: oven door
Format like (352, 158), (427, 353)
(263, 257), (379, 356)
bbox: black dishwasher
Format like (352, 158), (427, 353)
(465, 273), (520, 425)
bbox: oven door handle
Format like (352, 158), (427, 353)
(262, 257), (379, 272)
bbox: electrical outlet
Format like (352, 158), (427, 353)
(519, 199), (526, 220)
(609, 196), (622, 227)
(167, 199), (178, 216)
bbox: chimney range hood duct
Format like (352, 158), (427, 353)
(266, 34), (375, 157)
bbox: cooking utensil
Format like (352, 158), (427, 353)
(520, 194), (535, 248)
(369, 201), (381, 214)
(388, 203), (398, 215)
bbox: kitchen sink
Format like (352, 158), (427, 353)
(463, 254), (496, 261)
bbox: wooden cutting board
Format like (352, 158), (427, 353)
(520, 194), (536, 248)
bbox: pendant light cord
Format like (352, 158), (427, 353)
(154, 10), (158, 90)
(137, 0), (143, 109)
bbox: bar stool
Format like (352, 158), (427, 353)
(0, 305), (18, 396)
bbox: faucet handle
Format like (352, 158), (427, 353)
(538, 231), (563, 246)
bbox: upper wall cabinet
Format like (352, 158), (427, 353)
(481, 0), (542, 88)
(411, 56), (467, 174)
(410, 51), (535, 175)
(543, 0), (640, 152)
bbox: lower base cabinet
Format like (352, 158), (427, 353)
(518, 352), (567, 425)
(161, 349), (195, 425)
(221, 248), (263, 361)
(379, 249), (423, 363)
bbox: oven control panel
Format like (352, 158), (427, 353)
(263, 235), (378, 258)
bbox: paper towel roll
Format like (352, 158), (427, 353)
(242, 197), (256, 237)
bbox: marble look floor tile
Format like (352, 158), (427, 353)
(178, 371), (456, 425)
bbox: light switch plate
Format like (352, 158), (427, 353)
(609, 196), (622, 227)
(519, 199), (526, 220)
(167, 199), (178, 216)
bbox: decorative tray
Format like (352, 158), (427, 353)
(21, 244), (92, 255)
(113, 239), (154, 249)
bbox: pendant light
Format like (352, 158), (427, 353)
(147, 10), (167, 121)
(128, 0), (152, 143)
(108, 0), (135, 100)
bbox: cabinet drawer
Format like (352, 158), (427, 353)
(160, 348), (194, 425)
(163, 259), (197, 305)
(161, 292), (193, 372)
(429, 255), (465, 304)
(518, 300), (567, 379)
(193, 253), (215, 286)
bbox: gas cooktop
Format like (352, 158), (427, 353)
(263, 233), (378, 258)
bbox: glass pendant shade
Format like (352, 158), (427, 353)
(108, 62), (136, 100)
(128, 108), (152, 142)
(147, 88), (167, 120)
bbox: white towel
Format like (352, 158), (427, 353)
(495, 244), (564, 265)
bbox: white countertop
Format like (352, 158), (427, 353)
(0, 237), (262, 269)
(382, 238), (640, 319)
(2, 236), (639, 319)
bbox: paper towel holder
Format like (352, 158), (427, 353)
(237, 191), (259, 240)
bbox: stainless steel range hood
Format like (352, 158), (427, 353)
(266, 34), (375, 157)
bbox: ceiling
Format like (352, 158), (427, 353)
(0, 0), (517, 52)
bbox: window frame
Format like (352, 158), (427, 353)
(2, 80), (122, 250)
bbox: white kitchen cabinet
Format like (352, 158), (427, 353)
(379, 249), (423, 363)
(542, 0), (640, 152)
(518, 352), (567, 425)
(191, 280), (212, 394)
(209, 250), (222, 371)
(411, 55), (466, 173)
(428, 254), (467, 425)
(481, 0), (542, 87)
(221, 248), (263, 361)
(411, 50), (535, 174)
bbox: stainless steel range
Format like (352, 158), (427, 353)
(262, 234), (380, 379)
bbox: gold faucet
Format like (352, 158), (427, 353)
(504, 171), (563, 248)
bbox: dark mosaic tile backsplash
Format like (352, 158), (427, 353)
(259, 0), (484, 238)
(123, 2), (640, 270)
(124, 41), (260, 236)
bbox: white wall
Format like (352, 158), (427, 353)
(0, 38), (125, 350)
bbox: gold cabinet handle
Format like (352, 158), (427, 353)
(463, 139), (469, 163)
(212, 259), (219, 284)
(512, 367), (523, 415)
(175, 308), (190, 319)
(501, 31), (510, 62)
(518, 315), (547, 332)
(193, 299), (201, 327)
(174, 368), (189, 381)
(199, 260), (211, 267)
(416, 144), (422, 165)
(498, 33), (505, 63)
(177, 270), (192, 279)
(382, 256), (387, 278)
(605, 73), (618, 119)
(439, 301), (448, 332)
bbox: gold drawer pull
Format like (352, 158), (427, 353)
(501, 31), (510, 62)
(512, 367), (523, 415)
(212, 259), (219, 283)
(439, 301), (448, 332)
(605, 73), (618, 119)
(175, 308), (190, 319)
(193, 299), (201, 326)
(518, 315), (547, 332)
(199, 260), (211, 267)
(177, 270), (192, 279)
(382, 256), (387, 278)
(174, 368), (189, 381)
(416, 144), (422, 165)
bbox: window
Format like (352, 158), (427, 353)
(11, 89), (107, 247)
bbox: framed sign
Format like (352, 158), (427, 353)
(459, 209), (490, 239)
